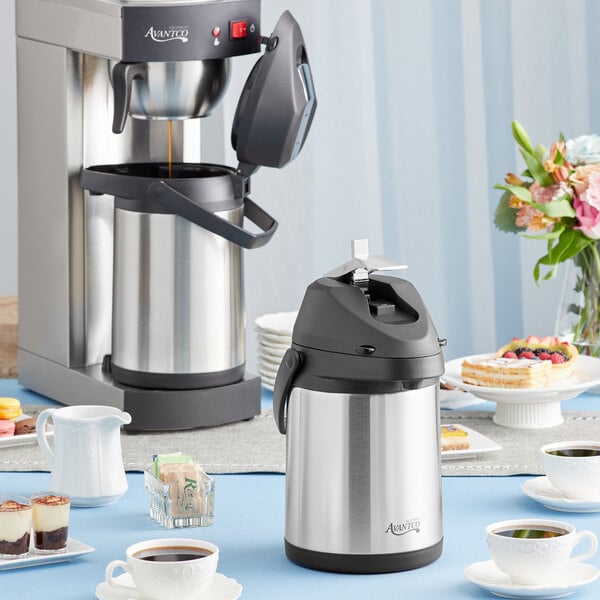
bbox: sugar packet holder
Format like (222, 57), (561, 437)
(145, 453), (214, 529)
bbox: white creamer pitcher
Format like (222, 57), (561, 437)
(37, 405), (132, 507)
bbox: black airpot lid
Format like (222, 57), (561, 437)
(293, 274), (444, 362)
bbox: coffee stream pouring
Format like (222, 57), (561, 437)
(17, 1), (316, 431)
(274, 239), (446, 573)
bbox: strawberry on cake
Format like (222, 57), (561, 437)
(494, 335), (579, 381)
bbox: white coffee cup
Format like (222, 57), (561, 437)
(105, 538), (218, 599)
(540, 440), (600, 500)
(486, 519), (597, 585)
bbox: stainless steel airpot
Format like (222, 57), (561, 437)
(274, 240), (446, 573)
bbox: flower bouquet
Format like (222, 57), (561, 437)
(494, 121), (600, 355)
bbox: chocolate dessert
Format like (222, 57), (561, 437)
(0, 498), (32, 557)
(14, 417), (37, 435)
(31, 494), (70, 553)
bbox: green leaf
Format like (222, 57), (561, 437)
(535, 144), (547, 159)
(512, 121), (535, 153)
(532, 229), (596, 283)
(494, 190), (526, 233)
(494, 183), (533, 203)
(520, 149), (555, 187)
(553, 147), (564, 165)
(533, 198), (576, 218)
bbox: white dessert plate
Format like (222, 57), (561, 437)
(259, 353), (283, 368)
(258, 344), (289, 360)
(95, 572), (242, 600)
(441, 424), (502, 460)
(255, 311), (297, 335)
(521, 476), (600, 513)
(256, 331), (292, 345)
(258, 364), (280, 378)
(0, 538), (94, 570)
(0, 413), (54, 448)
(442, 355), (600, 404)
(259, 370), (276, 381)
(464, 559), (599, 598)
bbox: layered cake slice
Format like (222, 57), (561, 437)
(441, 425), (470, 451)
(461, 356), (552, 389)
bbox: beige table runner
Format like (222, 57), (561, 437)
(1, 407), (600, 476)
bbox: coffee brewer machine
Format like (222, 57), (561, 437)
(16, 0), (316, 430)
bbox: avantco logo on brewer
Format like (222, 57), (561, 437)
(144, 25), (189, 43)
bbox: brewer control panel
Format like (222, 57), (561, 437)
(121, 0), (261, 61)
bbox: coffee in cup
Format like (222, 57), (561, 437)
(486, 518), (597, 585)
(540, 440), (600, 500)
(105, 538), (218, 599)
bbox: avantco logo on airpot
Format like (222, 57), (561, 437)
(385, 518), (421, 536)
(144, 25), (189, 43)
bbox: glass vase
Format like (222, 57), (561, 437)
(555, 243), (600, 357)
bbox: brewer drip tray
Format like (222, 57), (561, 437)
(81, 162), (244, 211)
(85, 162), (237, 179)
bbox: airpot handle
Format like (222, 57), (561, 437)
(273, 348), (303, 434)
(112, 62), (146, 134)
(148, 181), (278, 250)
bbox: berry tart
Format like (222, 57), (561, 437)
(494, 335), (579, 381)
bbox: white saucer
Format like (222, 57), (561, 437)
(256, 331), (292, 345)
(96, 572), (242, 600)
(255, 311), (297, 335)
(521, 476), (600, 513)
(464, 559), (599, 598)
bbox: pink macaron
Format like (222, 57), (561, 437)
(0, 419), (16, 438)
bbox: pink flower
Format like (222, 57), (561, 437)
(574, 195), (600, 239)
(544, 141), (572, 183)
(515, 205), (555, 232)
(570, 162), (600, 194)
(582, 172), (600, 210)
(529, 182), (571, 204)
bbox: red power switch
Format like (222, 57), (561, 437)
(230, 20), (248, 39)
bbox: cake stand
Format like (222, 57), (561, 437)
(441, 355), (600, 429)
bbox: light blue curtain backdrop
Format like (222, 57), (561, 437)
(2, 0), (600, 370)
(227, 0), (600, 369)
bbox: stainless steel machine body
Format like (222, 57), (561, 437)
(17, 0), (187, 407)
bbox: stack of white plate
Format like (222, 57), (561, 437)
(255, 311), (297, 391)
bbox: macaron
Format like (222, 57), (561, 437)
(0, 419), (16, 438)
(0, 397), (22, 420)
(14, 417), (37, 436)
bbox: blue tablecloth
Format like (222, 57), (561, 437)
(1, 381), (599, 600)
